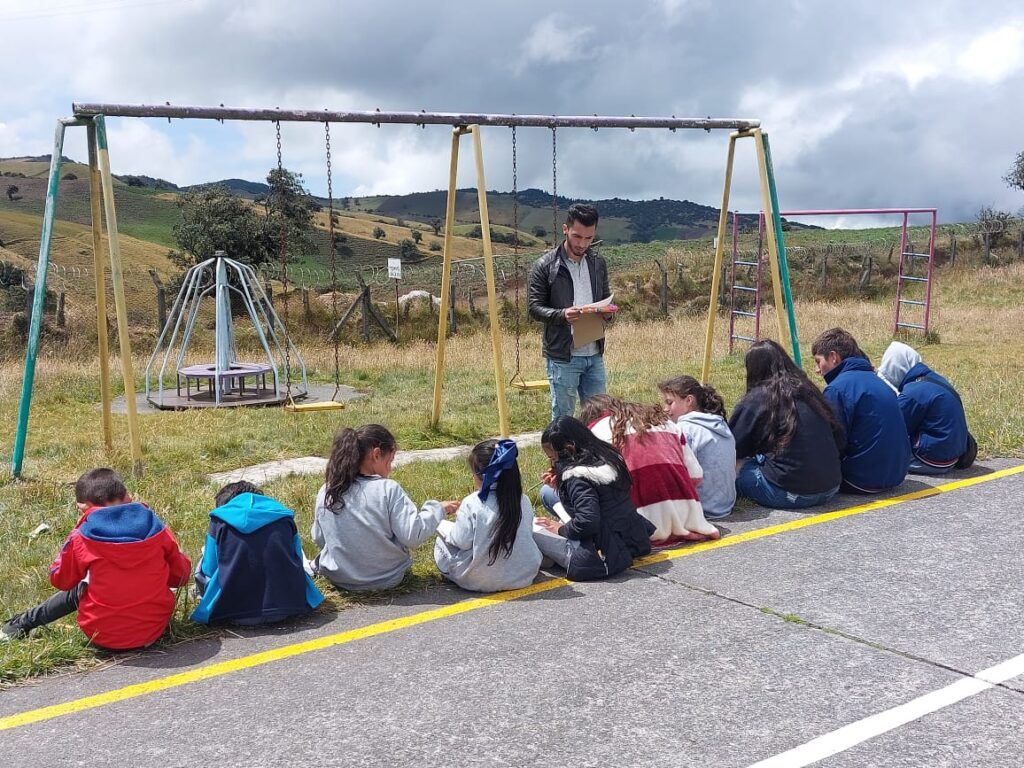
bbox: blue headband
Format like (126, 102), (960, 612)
(478, 439), (518, 502)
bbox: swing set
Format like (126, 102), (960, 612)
(11, 103), (799, 479)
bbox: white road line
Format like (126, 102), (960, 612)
(746, 652), (1024, 768)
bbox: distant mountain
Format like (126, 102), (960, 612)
(184, 178), (271, 198)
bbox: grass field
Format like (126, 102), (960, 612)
(0, 254), (1021, 684)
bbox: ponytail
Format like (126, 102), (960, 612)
(470, 439), (523, 565)
(324, 424), (396, 510)
(658, 375), (727, 419)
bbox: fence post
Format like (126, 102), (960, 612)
(148, 269), (167, 331)
(820, 254), (829, 290)
(302, 288), (311, 321)
(984, 233), (991, 262)
(57, 292), (66, 327)
(949, 231), (957, 267)
(361, 287), (371, 342)
(654, 259), (668, 315)
(1018, 228), (1023, 260)
(858, 256), (873, 290)
(265, 280), (274, 308)
(448, 273), (458, 334)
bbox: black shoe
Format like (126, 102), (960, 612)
(0, 620), (28, 641)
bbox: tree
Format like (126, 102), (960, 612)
(62, 173), (78, 181)
(6, 185), (20, 202)
(410, 229), (423, 243)
(373, 226), (386, 240)
(168, 185), (269, 269)
(430, 218), (442, 236)
(1005, 151), (1024, 194)
(398, 238), (418, 259)
(532, 225), (547, 238)
(259, 167), (316, 261)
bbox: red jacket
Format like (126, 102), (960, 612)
(49, 502), (191, 650)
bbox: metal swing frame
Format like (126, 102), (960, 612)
(11, 103), (795, 477)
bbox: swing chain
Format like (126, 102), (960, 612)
(551, 126), (558, 242)
(325, 121), (341, 398)
(276, 120), (293, 399)
(510, 126), (522, 385)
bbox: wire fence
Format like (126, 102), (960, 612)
(2, 218), (1023, 353)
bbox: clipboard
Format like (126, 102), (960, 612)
(571, 294), (616, 347)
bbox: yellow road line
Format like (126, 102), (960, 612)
(2, 463), (1022, 732)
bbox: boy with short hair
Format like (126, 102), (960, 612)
(191, 481), (323, 625)
(1, 468), (191, 648)
(812, 328), (911, 493)
(877, 341), (971, 475)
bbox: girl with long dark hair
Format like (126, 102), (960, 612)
(433, 439), (542, 592)
(533, 416), (656, 580)
(311, 425), (459, 591)
(729, 340), (844, 509)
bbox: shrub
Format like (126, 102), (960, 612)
(372, 226), (386, 240)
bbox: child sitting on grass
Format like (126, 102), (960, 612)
(434, 439), (542, 592)
(658, 375), (737, 519)
(533, 416), (656, 580)
(311, 425), (460, 592)
(579, 394), (720, 545)
(1, 468), (191, 649)
(191, 481), (324, 625)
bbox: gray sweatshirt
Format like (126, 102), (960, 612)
(312, 475), (444, 592)
(435, 491), (542, 593)
(678, 412), (737, 519)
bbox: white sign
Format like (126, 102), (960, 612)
(387, 258), (402, 280)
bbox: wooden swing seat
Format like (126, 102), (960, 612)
(511, 379), (549, 391)
(283, 400), (346, 413)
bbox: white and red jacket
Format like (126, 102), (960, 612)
(589, 415), (719, 544)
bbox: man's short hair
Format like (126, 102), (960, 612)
(215, 481), (261, 508)
(565, 203), (599, 228)
(812, 327), (867, 361)
(74, 468), (128, 506)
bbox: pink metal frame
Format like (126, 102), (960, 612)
(745, 207), (938, 335)
(727, 211), (765, 352)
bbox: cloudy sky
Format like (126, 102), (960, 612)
(2, 0), (1023, 225)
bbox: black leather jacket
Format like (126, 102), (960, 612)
(527, 244), (611, 362)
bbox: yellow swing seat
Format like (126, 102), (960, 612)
(511, 379), (550, 391)
(283, 400), (346, 413)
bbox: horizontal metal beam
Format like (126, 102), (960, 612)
(71, 103), (760, 131)
(774, 208), (938, 216)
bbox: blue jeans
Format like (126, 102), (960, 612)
(539, 484), (559, 514)
(546, 354), (607, 421)
(736, 457), (839, 510)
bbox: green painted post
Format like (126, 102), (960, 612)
(11, 121), (66, 477)
(761, 132), (802, 367)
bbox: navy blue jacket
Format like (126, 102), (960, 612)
(191, 493), (324, 625)
(822, 356), (911, 490)
(898, 362), (969, 465)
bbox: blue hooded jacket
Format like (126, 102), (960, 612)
(822, 356), (911, 491)
(191, 493), (323, 625)
(897, 362), (969, 464)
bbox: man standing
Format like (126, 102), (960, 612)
(527, 203), (612, 420)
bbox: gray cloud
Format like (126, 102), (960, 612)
(2, 0), (1023, 222)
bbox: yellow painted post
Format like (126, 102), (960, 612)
(471, 125), (510, 437)
(701, 132), (741, 384)
(94, 116), (143, 476)
(753, 128), (789, 353)
(429, 127), (465, 428)
(87, 122), (113, 451)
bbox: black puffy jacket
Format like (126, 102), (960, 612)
(555, 462), (655, 581)
(527, 245), (611, 362)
